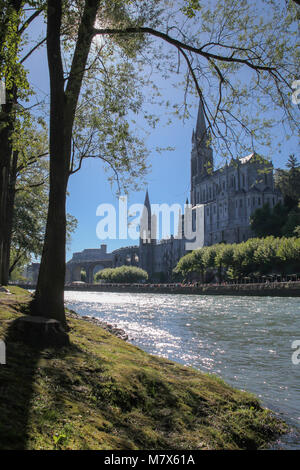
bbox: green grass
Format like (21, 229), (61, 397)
(0, 288), (287, 450)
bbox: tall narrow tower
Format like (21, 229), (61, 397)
(191, 100), (213, 205)
(140, 190), (151, 242)
(139, 190), (155, 278)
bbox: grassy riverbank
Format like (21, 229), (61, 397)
(0, 287), (287, 450)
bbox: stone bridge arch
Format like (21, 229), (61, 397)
(66, 259), (112, 284)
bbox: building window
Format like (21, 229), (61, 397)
(240, 199), (243, 208)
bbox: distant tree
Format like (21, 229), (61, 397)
(253, 237), (282, 275)
(0, 1), (46, 285)
(95, 265), (148, 283)
(275, 155), (300, 206)
(251, 156), (300, 238)
(231, 239), (261, 277)
(294, 226), (300, 237)
(250, 203), (289, 238)
(10, 152), (77, 278)
(174, 237), (300, 280)
(173, 249), (206, 282)
(277, 237), (300, 273)
(218, 244), (235, 272)
(173, 252), (197, 281)
(282, 204), (300, 237)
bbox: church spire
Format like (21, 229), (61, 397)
(190, 99), (214, 197)
(195, 99), (208, 147)
(140, 189), (152, 243)
(144, 189), (151, 212)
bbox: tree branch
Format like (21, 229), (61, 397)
(20, 37), (47, 64)
(15, 180), (47, 192)
(69, 153), (121, 194)
(93, 26), (279, 75)
(16, 152), (48, 174)
(18, 8), (43, 36)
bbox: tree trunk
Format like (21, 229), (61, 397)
(3, 149), (18, 282)
(0, 0), (23, 285)
(31, 0), (99, 327)
(31, 155), (69, 326)
(30, 0), (67, 326)
(0, 97), (15, 285)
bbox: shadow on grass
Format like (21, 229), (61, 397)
(0, 319), (71, 450)
(0, 320), (41, 449)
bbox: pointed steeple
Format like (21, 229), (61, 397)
(195, 99), (208, 147)
(190, 99), (214, 195)
(140, 189), (152, 243)
(144, 189), (151, 212)
(192, 129), (195, 143)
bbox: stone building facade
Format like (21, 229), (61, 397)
(190, 102), (282, 245)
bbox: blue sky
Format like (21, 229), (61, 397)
(23, 12), (299, 261)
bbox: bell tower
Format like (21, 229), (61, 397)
(139, 190), (155, 279)
(191, 100), (213, 205)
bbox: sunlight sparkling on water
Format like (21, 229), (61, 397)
(64, 290), (300, 449)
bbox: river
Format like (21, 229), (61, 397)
(64, 290), (300, 449)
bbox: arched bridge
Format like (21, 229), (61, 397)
(65, 245), (113, 284)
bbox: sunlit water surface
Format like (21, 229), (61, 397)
(64, 290), (300, 449)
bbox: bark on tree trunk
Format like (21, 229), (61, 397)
(31, 0), (99, 327)
(0, 97), (15, 285)
(31, 156), (69, 326)
(3, 150), (18, 281)
(30, 0), (67, 326)
(0, 1), (23, 285)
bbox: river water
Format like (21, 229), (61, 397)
(64, 290), (300, 449)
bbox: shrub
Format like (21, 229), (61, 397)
(95, 265), (148, 283)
